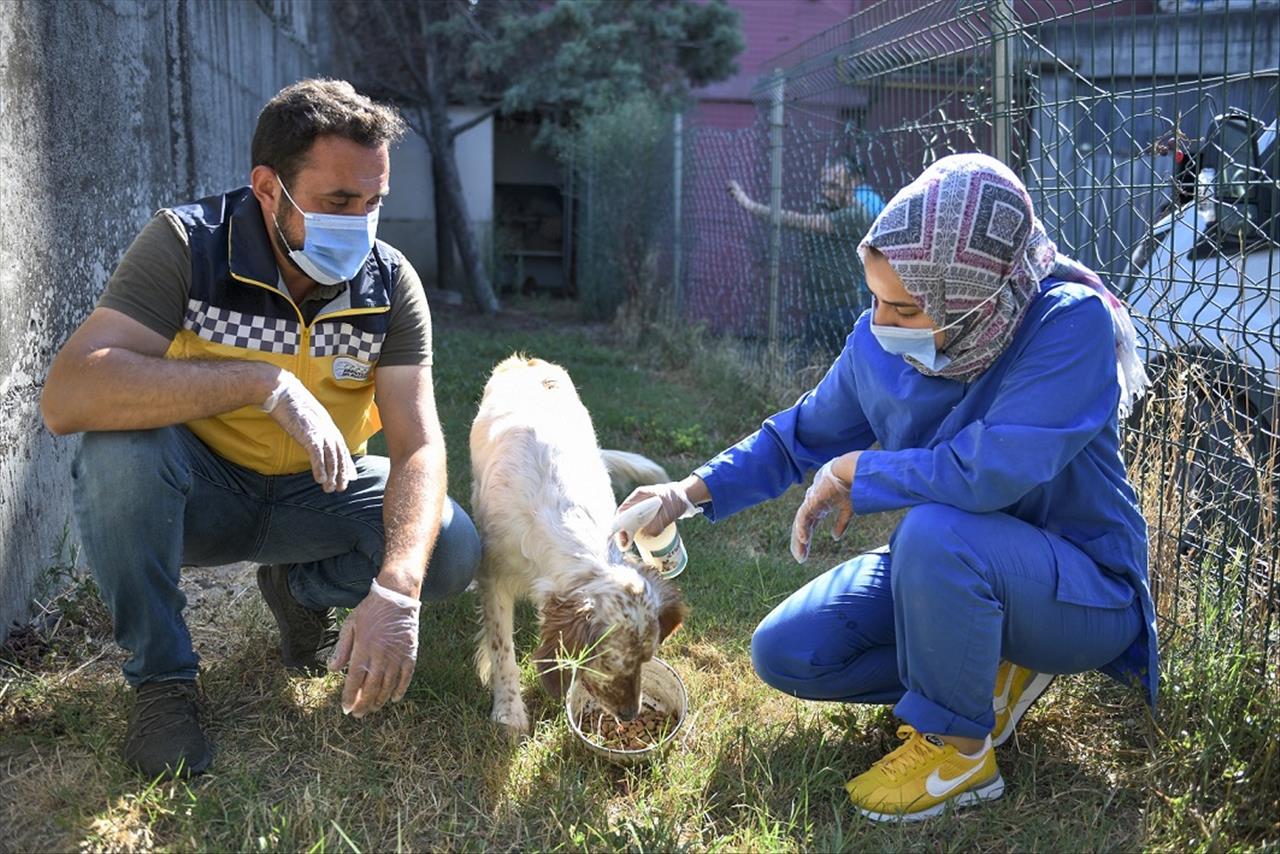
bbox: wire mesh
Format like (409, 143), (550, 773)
(573, 0), (1280, 665)
(570, 97), (678, 321)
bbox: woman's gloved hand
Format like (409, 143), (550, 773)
(261, 370), (355, 493)
(790, 454), (858, 563)
(327, 579), (421, 718)
(616, 480), (703, 545)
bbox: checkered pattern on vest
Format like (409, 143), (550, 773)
(310, 323), (385, 362)
(184, 299), (301, 355)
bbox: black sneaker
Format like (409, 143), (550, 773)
(255, 564), (338, 676)
(123, 680), (212, 778)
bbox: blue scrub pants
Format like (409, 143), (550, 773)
(72, 426), (482, 687)
(751, 503), (1142, 739)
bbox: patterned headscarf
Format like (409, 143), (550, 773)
(858, 153), (1149, 417)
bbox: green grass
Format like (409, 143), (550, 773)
(1, 303), (1277, 852)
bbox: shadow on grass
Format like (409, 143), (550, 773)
(696, 697), (1146, 852)
(0, 594), (530, 851)
(487, 721), (703, 851)
(0, 311), (1176, 850)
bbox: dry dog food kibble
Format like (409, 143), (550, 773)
(580, 700), (678, 751)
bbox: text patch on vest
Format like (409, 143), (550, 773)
(332, 356), (373, 382)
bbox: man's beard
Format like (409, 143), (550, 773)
(271, 211), (309, 276)
(273, 211), (303, 253)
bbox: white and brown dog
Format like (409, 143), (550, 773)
(470, 355), (687, 734)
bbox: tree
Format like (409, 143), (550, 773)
(334, 0), (742, 314)
(338, 1), (503, 314)
(469, 0), (743, 150)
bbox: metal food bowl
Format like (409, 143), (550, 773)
(565, 657), (688, 766)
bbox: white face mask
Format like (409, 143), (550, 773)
(869, 282), (1008, 371)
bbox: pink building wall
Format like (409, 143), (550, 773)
(679, 1), (1161, 337)
(690, 0), (1158, 131)
(691, 0), (862, 130)
(682, 2), (863, 337)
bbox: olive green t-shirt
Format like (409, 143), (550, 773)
(802, 204), (873, 309)
(98, 210), (433, 366)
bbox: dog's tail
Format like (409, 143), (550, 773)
(600, 449), (669, 495)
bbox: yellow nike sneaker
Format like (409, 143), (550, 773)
(845, 726), (1004, 822)
(992, 660), (1056, 747)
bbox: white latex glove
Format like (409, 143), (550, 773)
(327, 580), (421, 718)
(261, 371), (355, 493)
(616, 481), (702, 546)
(790, 460), (854, 564)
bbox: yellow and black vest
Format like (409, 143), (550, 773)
(165, 186), (401, 475)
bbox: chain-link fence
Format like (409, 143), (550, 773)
(575, 0), (1280, 666)
(570, 96), (678, 322)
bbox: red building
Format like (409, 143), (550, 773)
(692, 0), (862, 130)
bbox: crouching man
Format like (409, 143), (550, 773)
(40, 79), (481, 778)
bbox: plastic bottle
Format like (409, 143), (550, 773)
(611, 496), (688, 580)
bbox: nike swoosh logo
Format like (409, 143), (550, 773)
(993, 670), (1013, 711)
(925, 760), (987, 798)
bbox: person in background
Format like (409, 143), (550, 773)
(727, 154), (886, 353)
(629, 153), (1156, 822)
(40, 79), (481, 778)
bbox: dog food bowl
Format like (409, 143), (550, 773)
(566, 657), (688, 766)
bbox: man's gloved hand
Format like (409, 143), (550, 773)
(327, 580), (421, 718)
(790, 459), (855, 564)
(616, 481), (701, 545)
(261, 371), (354, 493)
(726, 179), (748, 204)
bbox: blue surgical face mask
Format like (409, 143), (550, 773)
(869, 283), (1007, 372)
(273, 176), (379, 285)
(870, 321), (952, 371)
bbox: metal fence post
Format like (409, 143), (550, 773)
(583, 150), (593, 312)
(672, 111), (684, 316)
(668, 0), (1280, 675)
(990, 0), (1016, 166)
(768, 69), (785, 349)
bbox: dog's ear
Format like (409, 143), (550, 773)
(655, 580), (688, 644)
(533, 595), (601, 698)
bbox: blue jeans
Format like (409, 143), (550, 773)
(72, 426), (482, 686)
(750, 504), (1142, 739)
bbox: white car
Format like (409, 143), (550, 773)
(1125, 109), (1279, 553)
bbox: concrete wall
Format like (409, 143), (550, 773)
(380, 107), (495, 290)
(0, 0), (326, 640)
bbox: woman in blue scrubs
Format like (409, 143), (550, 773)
(621, 153), (1158, 821)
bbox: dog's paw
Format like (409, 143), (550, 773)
(492, 703), (530, 736)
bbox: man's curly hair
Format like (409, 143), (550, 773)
(251, 78), (406, 182)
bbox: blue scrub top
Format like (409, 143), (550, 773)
(693, 279), (1159, 706)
